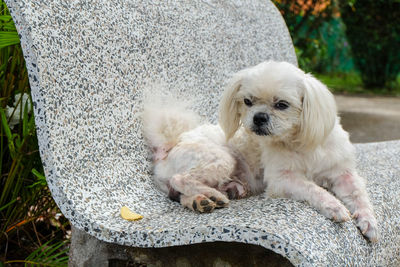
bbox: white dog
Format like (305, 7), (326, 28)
(142, 96), (264, 213)
(219, 60), (378, 242)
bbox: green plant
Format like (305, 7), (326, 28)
(272, 0), (335, 38)
(318, 17), (355, 73)
(0, 1), (18, 49)
(4, 240), (69, 266)
(315, 72), (400, 96)
(0, 1), (69, 263)
(339, 0), (400, 89)
(272, 0), (336, 72)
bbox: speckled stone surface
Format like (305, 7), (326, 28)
(6, 0), (400, 266)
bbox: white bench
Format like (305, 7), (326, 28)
(7, 0), (400, 265)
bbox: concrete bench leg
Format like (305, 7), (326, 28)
(69, 226), (293, 267)
(69, 226), (129, 266)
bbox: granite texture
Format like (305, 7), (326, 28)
(6, 0), (400, 266)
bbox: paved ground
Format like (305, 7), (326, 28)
(335, 95), (400, 143)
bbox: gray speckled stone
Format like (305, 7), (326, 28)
(6, 0), (400, 266)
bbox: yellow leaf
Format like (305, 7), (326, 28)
(120, 206), (143, 221)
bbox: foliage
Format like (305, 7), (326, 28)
(0, 16), (19, 49)
(273, 0), (360, 74)
(273, 0), (335, 37)
(0, 1), (19, 49)
(0, 1), (70, 264)
(339, 0), (400, 89)
(316, 72), (400, 96)
(272, 0), (336, 72)
(4, 240), (69, 266)
(317, 18), (354, 73)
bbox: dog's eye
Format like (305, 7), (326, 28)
(244, 98), (253, 107)
(274, 101), (289, 110)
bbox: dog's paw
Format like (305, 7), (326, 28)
(200, 189), (230, 208)
(191, 195), (216, 213)
(321, 200), (351, 222)
(353, 209), (379, 243)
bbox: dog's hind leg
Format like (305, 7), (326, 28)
(169, 173), (230, 212)
(180, 194), (216, 213)
(220, 179), (247, 199)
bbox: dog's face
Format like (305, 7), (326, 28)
(236, 64), (303, 139)
(219, 61), (337, 149)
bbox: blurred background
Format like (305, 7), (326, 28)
(274, 0), (400, 93)
(0, 0), (399, 265)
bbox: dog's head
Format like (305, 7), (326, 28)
(219, 61), (337, 149)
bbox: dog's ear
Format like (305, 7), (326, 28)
(219, 71), (244, 140)
(298, 74), (337, 149)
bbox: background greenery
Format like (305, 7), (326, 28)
(273, 0), (400, 95)
(0, 1), (69, 266)
(0, 0), (399, 265)
(339, 0), (400, 89)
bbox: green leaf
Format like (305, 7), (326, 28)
(13, 133), (21, 151)
(0, 107), (12, 140)
(0, 197), (17, 212)
(1, 110), (17, 159)
(0, 13), (19, 49)
(0, 31), (20, 49)
(22, 240), (69, 266)
(0, 15), (17, 31)
(31, 168), (46, 180)
(28, 168), (47, 188)
(22, 99), (29, 137)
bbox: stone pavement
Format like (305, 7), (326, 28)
(335, 95), (400, 143)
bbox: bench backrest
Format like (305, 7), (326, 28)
(7, 0), (296, 232)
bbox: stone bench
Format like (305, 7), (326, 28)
(7, 0), (400, 266)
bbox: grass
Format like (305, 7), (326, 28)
(1, 1), (70, 265)
(4, 240), (69, 266)
(315, 72), (400, 96)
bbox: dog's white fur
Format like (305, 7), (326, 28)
(219, 61), (378, 242)
(142, 96), (264, 213)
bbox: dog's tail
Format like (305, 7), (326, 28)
(142, 94), (201, 161)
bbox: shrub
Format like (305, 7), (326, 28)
(339, 0), (400, 89)
(272, 0), (336, 72)
(1, 1), (69, 264)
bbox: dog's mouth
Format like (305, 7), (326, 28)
(251, 126), (271, 136)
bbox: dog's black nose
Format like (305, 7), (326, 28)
(253, 112), (269, 126)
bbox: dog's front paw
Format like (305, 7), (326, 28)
(321, 200), (351, 222)
(353, 209), (379, 243)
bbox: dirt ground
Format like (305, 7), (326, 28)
(335, 95), (400, 143)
